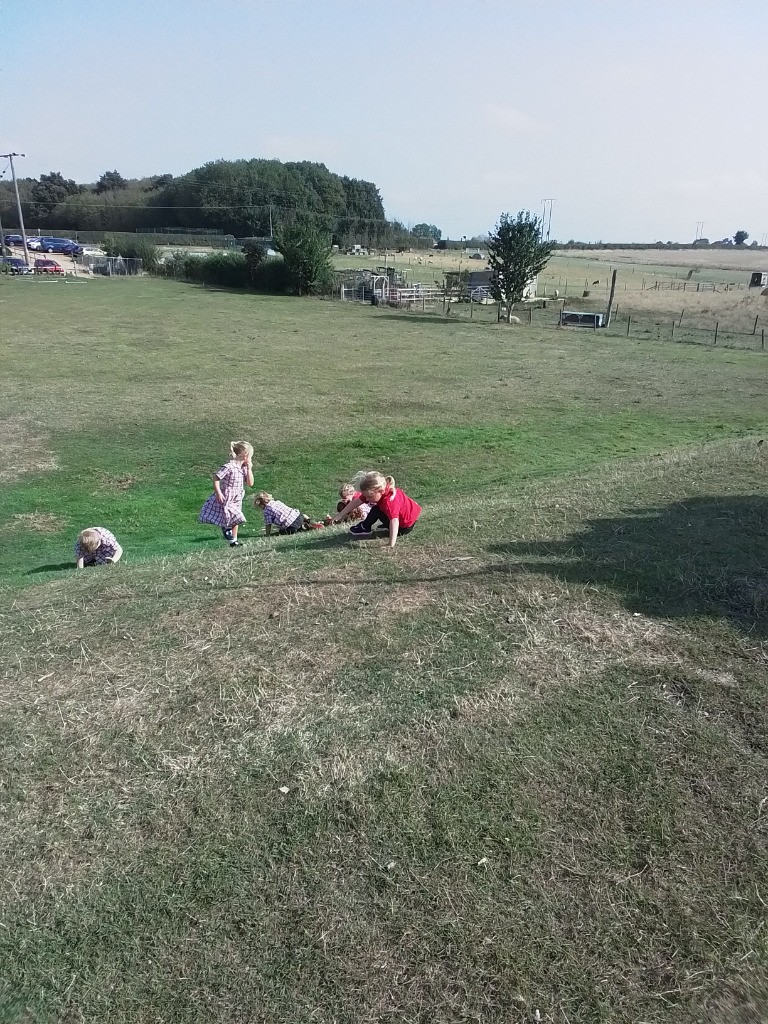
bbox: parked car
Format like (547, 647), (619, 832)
(37, 237), (83, 255)
(3, 234), (43, 250)
(0, 256), (33, 274)
(27, 237), (44, 251)
(34, 258), (63, 274)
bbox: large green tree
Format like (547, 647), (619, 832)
(274, 223), (333, 295)
(487, 211), (552, 323)
(29, 171), (84, 219)
(411, 223), (442, 241)
(94, 170), (128, 194)
(733, 229), (749, 246)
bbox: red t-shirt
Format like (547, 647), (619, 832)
(377, 486), (421, 528)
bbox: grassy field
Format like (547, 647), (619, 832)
(1, 275), (767, 1023)
(334, 248), (768, 344)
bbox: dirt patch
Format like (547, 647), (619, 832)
(5, 511), (66, 534)
(0, 417), (58, 480)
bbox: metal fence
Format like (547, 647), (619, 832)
(76, 255), (143, 276)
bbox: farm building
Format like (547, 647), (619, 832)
(465, 270), (537, 302)
(749, 271), (768, 288)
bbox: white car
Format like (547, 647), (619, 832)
(81, 246), (106, 256)
(25, 237), (43, 251)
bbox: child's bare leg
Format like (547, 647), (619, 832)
(231, 524), (239, 541)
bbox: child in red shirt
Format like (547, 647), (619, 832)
(333, 471), (421, 548)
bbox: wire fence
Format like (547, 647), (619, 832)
(372, 296), (767, 352)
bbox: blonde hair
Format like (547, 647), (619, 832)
(230, 441), (253, 460)
(78, 528), (101, 552)
(254, 491), (273, 507)
(339, 482), (356, 497)
(351, 469), (379, 490)
(357, 471), (395, 495)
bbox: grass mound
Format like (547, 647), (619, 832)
(2, 439), (767, 1023)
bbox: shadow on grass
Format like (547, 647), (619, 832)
(487, 495), (768, 636)
(26, 561), (74, 575)
(289, 529), (386, 551)
(373, 312), (493, 329)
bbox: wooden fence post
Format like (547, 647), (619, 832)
(626, 315), (631, 337)
(671, 320), (675, 339)
(528, 306), (533, 326)
(679, 308), (685, 326)
(753, 315), (759, 335)
(470, 297), (473, 319)
(605, 269), (618, 327)
(714, 322), (719, 346)
(762, 328), (765, 350)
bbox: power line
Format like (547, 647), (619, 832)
(15, 199), (396, 225)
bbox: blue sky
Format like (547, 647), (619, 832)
(2, 0), (766, 241)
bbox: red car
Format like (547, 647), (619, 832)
(34, 258), (63, 275)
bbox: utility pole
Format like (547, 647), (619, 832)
(540, 199), (555, 241)
(0, 153), (30, 265)
(694, 220), (705, 241)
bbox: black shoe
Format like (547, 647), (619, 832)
(349, 523), (373, 536)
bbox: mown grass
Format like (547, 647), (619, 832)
(1, 277), (767, 583)
(1, 276), (767, 1023)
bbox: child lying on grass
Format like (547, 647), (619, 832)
(254, 493), (324, 535)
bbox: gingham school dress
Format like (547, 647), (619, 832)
(199, 460), (248, 528)
(74, 527), (120, 565)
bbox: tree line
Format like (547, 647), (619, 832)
(0, 159), (442, 248)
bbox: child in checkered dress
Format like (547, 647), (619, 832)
(254, 492), (323, 535)
(198, 441), (254, 547)
(74, 527), (123, 568)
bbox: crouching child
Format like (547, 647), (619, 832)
(254, 492), (323, 535)
(75, 527), (123, 568)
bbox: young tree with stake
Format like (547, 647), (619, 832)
(487, 211), (553, 323)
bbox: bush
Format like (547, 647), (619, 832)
(274, 224), (333, 295)
(158, 251), (249, 289)
(251, 257), (291, 294)
(103, 234), (159, 272)
(242, 241), (266, 284)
